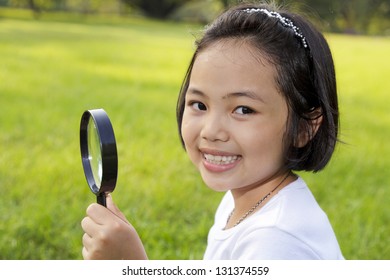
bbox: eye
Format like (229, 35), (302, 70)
(190, 101), (207, 111)
(234, 106), (255, 115)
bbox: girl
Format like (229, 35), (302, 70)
(81, 2), (344, 260)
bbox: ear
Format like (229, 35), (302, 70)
(295, 107), (323, 148)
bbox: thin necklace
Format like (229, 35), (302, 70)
(225, 173), (291, 229)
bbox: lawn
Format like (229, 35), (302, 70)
(0, 10), (389, 259)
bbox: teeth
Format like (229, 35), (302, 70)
(204, 154), (239, 165)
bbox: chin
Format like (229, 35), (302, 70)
(201, 177), (233, 192)
(206, 185), (230, 192)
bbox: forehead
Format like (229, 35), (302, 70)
(196, 39), (272, 68)
(190, 39), (280, 100)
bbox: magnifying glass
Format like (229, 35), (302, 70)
(80, 109), (118, 207)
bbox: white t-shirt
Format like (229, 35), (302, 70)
(203, 177), (344, 260)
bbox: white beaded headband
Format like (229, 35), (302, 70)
(243, 8), (309, 49)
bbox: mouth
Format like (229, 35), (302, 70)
(199, 148), (242, 173)
(203, 153), (241, 165)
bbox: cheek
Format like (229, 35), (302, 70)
(181, 115), (202, 166)
(181, 111), (196, 147)
(243, 125), (286, 162)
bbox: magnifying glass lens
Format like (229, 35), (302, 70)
(87, 117), (103, 189)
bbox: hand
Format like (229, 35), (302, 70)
(81, 194), (148, 260)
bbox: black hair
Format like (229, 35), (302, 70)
(176, 2), (339, 172)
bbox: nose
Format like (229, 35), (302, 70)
(200, 113), (229, 142)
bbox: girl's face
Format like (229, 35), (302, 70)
(181, 40), (289, 192)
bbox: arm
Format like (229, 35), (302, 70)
(81, 194), (148, 260)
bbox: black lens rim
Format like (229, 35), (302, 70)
(80, 109), (118, 196)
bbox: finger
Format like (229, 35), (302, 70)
(85, 203), (113, 224)
(82, 232), (92, 249)
(105, 193), (119, 213)
(82, 246), (90, 260)
(81, 216), (90, 232)
(81, 216), (99, 237)
(106, 194), (129, 223)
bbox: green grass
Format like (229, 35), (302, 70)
(308, 34), (390, 259)
(0, 10), (389, 260)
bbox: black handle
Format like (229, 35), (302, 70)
(97, 193), (107, 207)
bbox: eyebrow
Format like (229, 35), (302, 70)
(187, 87), (266, 103)
(223, 91), (266, 104)
(187, 88), (206, 97)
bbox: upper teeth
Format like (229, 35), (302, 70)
(204, 154), (239, 165)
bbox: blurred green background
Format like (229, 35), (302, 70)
(0, 1), (389, 259)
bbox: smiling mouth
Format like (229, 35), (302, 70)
(203, 153), (241, 165)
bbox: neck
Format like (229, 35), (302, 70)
(226, 170), (296, 229)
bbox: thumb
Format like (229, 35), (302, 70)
(106, 193), (129, 224)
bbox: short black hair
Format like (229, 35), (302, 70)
(176, 2), (339, 172)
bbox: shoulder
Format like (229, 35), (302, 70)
(232, 177), (343, 259)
